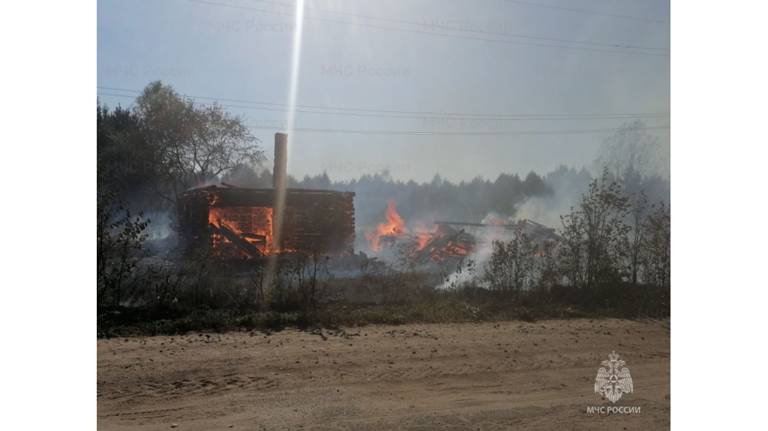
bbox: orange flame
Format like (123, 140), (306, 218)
(366, 201), (475, 260)
(366, 200), (407, 251)
(414, 230), (432, 250)
(209, 206), (274, 255)
(405, 219), (435, 251)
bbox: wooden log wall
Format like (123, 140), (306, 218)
(179, 186), (355, 257)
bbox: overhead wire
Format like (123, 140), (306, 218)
(98, 87), (669, 121)
(240, 0), (668, 52)
(187, 0), (668, 57)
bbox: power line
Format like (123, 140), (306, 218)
(245, 125), (670, 136)
(501, 0), (667, 24)
(244, 0), (668, 52)
(98, 92), (666, 122)
(187, 0), (668, 57)
(98, 87), (669, 121)
(97, 91), (668, 135)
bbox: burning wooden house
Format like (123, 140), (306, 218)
(179, 133), (355, 258)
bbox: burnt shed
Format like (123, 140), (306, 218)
(178, 133), (355, 258)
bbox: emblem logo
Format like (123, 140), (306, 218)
(594, 351), (633, 403)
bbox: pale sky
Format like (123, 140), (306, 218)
(98, 0), (670, 183)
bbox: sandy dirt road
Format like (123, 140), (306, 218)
(98, 319), (669, 430)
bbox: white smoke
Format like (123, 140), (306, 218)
(437, 215), (517, 290)
(144, 211), (173, 240)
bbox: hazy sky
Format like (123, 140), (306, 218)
(97, 0), (669, 183)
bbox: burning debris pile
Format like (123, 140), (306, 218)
(364, 200), (474, 263)
(408, 224), (475, 264)
(365, 201), (558, 265)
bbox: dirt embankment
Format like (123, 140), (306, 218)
(98, 319), (669, 430)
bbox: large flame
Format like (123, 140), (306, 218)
(365, 200), (407, 251)
(209, 207), (274, 256)
(365, 201), (470, 261)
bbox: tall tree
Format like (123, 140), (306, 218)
(558, 169), (632, 289)
(135, 81), (264, 205)
(628, 191), (649, 285)
(486, 229), (538, 293)
(594, 120), (668, 181)
(642, 201), (671, 287)
(97, 103), (161, 205)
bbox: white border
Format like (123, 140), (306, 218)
(1, 1), (768, 429)
(0, 1), (96, 429)
(673, 0), (768, 428)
